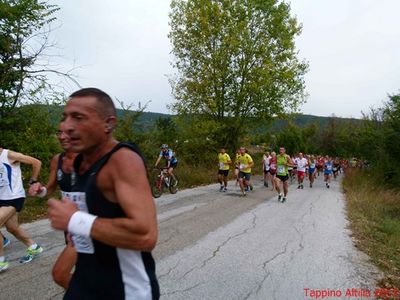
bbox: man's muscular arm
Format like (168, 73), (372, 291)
(91, 149), (158, 251)
(48, 149), (158, 252)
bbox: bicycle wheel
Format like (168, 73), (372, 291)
(169, 175), (179, 194)
(151, 178), (163, 198)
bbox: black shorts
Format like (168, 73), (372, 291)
(0, 197), (25, 212)
(263, 169), (270, 174)
(168, 162), (178, 169)
(276, 175), (289, 182)
(218, 169), (229, 176)
(238, 171), (251, 181)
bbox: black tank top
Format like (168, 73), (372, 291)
(57, 152), (72, 192)
(64, 142), (159, 300)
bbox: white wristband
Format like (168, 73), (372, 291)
(67, 211), (97, 238)
(37, 187), (47, 198)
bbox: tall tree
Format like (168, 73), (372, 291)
(0, 0), (76, 118)
(169, 0), (308, 152)
(275, 122), (304, 154)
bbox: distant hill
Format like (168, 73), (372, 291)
(270, 114), (361, 132)
(135, 111), (361, 133)
(31, 104), (362, 132)
(134, 111), (171, 131)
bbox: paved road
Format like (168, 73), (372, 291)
(0, 175), (381, 299)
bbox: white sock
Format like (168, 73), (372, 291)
(0, 256), (5, 262)
(30, 243), (38, 250)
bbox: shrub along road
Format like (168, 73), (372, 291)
(0, 175), (381, 299)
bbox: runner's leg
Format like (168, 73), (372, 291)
(283, 180), (289, 197)
(0, 207), (17, 257)
(5, 213), (34, 247)
(275, 177), (282, 201)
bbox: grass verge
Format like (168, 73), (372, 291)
(343, 169), (400, 289)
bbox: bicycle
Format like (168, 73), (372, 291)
(151, 168), (178, 198)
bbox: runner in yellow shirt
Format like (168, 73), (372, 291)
(234, 149), (240, 186)
(237, 147), (254, 197)
(218, 148), (231, 192)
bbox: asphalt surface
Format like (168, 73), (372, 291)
(0, 174), (382, 299)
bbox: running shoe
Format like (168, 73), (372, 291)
(240, 192), (247, 197)
(282, 197), (287, 203)
(3, 236), (10, 248)
(249, 185), (253, 191)
(301, 185), (304, 189)
(223, 187), (227, 192)
(20, 254), (33, 264)
(278, 193), (282, 202)
(19, 245), (43, 264)
(297, 185), (301, 189)
(0, 260), (9, 272)
(219, 185), (224, 192)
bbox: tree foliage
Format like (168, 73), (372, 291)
(0, 0), (70, 118)
(360, 93), (400, 185)
(0, 1), (81, 183)
(169, 0), (308, 152)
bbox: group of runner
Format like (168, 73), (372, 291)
(218, 147), (255, 197)
(218, 146), (353, 202)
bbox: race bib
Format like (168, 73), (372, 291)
(62, 191), (95, 254)
(219, 162), (225, 169)
(277, 165), (285, 174)
(239, 164), (245, 170)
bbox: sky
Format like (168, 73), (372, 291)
(48, 0), (400, 118)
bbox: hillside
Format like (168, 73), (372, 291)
(136, 111), (361, 133)
(22, 104), (361, 132)
(270, 114), (361, 131)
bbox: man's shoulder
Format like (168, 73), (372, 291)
(245, 153), (253, 159)
(106, 143), (145, 164)
(0, 148), (8, 156)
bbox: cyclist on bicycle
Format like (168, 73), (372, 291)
(154, 144), (178, 185)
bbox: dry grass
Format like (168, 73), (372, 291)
(343, 169), (400, 289)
